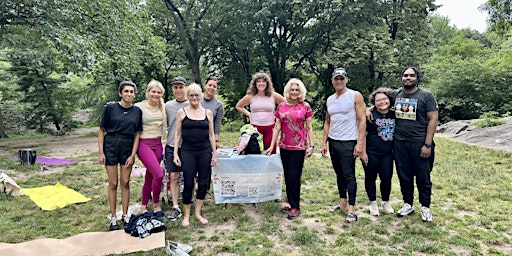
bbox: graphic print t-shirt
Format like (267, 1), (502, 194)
(392, 88), (438, 141)
(366, 109), (395, 155)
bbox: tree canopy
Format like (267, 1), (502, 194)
(1, 0), (511, 137)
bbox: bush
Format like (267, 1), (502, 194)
(472, 111), (506, 128)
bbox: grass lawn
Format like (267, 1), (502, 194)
(0, 131), (511, 255)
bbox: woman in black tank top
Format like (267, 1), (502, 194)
(172, 83), (217, 227)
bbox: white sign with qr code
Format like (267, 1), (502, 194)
(212, 153), (283, 204)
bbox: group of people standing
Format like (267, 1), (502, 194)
(98, 76), (223, 230)
(324, 67), (438, 223)
(98, 66), (438, 231)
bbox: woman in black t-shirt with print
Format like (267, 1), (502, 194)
(362, 87), (395, 217)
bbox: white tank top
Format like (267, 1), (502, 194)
(326, 89), (357, 140)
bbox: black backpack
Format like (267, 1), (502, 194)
(243, 133), (261, 155)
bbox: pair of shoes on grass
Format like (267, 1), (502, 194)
(369, 201), (394, 216)
(166, 240), (192, 256)
(396, 203), (433, 222)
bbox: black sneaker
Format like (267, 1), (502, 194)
(167, 207), (182, 222)
(109, 217), (119, 231)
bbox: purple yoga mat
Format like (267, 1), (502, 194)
(11, 156), (77, 166)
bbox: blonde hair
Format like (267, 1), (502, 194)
(186, 83), (203, 98)
(283, 78), (307, 102)
(145, 80), (165, 113)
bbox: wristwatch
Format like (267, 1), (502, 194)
(424, 143), (432, 148)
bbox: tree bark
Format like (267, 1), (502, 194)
(0, 108), (9, 138)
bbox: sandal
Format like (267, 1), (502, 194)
(345, 212), (358, 223)
(280, 203), (291, 213)
(328, 205), (342, 213)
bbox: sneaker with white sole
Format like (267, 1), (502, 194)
(167, 240), (193, 254)
(165, 240), (190, 256)
(369, 202), (379, 216)
(167, 207), (182, 222)
(109, 217), (119, 231)
(421, 206), (433, 222)
(397, 203), (414, 217)
(122, 214), (131, 226)
(382, 201), (394, 214)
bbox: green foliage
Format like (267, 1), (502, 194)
(473, 111), (506, 128)
(481, 0), (512, 36)
(3, 0), (512, 135)
(424, 29), (512, 123)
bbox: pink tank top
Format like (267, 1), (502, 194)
(250, 95), (275, 126)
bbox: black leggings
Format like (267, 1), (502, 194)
(328, 139), (357, 205)
(363, 152), (393, 201)
(180, 149), (212, 204)
(280, 149), (306, 210)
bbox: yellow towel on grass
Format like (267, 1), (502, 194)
(23, 182), (91, 210)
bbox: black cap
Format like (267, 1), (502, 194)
(171, 76), (187, 85)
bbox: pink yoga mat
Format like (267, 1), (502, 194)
(11, 156), (77, 166)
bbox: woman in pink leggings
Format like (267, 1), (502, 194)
(135, 80), (167, 217)
(236, 72), (285, 154)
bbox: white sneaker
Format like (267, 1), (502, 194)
(166, 240), (190, 256)
(369, 202), (379, 216)
(397, 203), (414, 217)
(167, 240), (193, 253)
(122, 214), (131, 225)
(382, 201), (394, 214)
(421, 206), (433, 222)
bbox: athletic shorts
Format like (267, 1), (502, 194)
(165, 145), (182, 173)
(104, 134), (135, 166)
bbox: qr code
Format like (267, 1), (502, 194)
(220, 180), (236, 196)
(248, 186), (259, 196)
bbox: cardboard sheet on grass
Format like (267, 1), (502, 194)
(212, 153), (283, 204)
(23, 182), (91, 210)
(0, 230), (164, 256)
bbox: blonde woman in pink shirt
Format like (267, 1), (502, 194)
(264, 78), (314, 219)
(236, 72), (285, 154)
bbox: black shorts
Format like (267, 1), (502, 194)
(165, 145), (182, 173)
(104, 134), (135, 166)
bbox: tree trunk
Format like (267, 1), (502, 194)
(0, 109), (9, 138)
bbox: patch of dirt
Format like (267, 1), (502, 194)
(0, 128), (99, 160)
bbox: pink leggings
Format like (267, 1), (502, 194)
(137, 138), (164, 205)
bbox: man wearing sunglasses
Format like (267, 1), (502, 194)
(321, 67), (367, 223)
